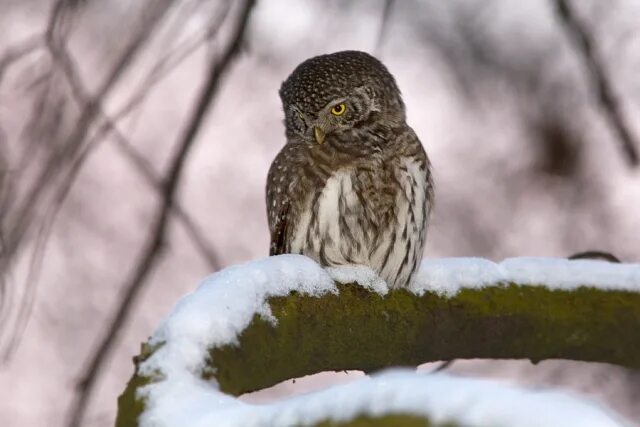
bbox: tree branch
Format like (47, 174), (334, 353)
(212, 283), (640, 395)
(553, 0), (639, 166)
(116, 261), (640, 425)
(65, 1), (256, 426)
(0, 35), (43, 86)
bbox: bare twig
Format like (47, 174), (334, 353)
(64, 1), (256, 426)
(553, 0), (639, 166)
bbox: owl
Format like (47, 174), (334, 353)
(266, 51), (434, 289)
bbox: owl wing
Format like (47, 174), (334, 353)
(269, 200), (291, 256)
(266, 144), (298, 256)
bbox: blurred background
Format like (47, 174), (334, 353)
(1, 0), (639, 426)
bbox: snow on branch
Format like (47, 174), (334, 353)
(116, 255), (640, 426)
(122, 370), (626, 427)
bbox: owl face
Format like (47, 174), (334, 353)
(285, 87), (377, 144)
(280, 51), (405, 145)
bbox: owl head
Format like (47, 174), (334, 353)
(279, 50), (405, 145)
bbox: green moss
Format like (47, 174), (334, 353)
(312, 413), (444, 426)
(115, 341), (165, 427)
(115, 371), (153, 427)
(212, 283), (640, 395)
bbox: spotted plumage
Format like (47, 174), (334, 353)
(266, 51), (434, 289)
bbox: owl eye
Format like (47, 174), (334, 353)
(330, 103), (346, 116)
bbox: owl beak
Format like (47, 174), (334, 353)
(314, 127), (326, 145)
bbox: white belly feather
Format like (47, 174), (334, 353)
(291, 157), (429, 288)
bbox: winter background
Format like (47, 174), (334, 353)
(1, 0), (639, 426)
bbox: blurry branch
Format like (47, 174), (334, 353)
(0, 126), (10, 327)
(0, 0), (174, 361)
(0, 35), (43, 86)
(374, 0), (394, 54)
(0, 0), (80, 360)
(417, 1), (515, 102)
(553, 0), (639, 166)
(45, 0), (76, 45)
(1, 0), (229, 362)
(3, 0), (173, 262)
(0, 35), (44, 350)
(44, 3), (233, 270)
(103, 138), (222, 268)
(65, 1), (257, 426)
(62, 1), (231, 268)
(64, 25), (229, 268)
(97, 2), (230, 268)
(95, 0), (234, 267)
(105, 1), (231, 132)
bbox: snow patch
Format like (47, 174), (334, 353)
(326, 264), (389, 295)
(261, 370), (627, 427)
(411, 257), (503, 296)
(501, 257), (640, 290)
(140, 369), (628, 427)
(412, 257), (640, 296)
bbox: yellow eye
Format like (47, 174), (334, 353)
(331, 103), (346, 116)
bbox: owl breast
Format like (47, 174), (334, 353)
(289, 156), (430, 288)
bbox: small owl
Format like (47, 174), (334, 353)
(266, 51), (434, 289)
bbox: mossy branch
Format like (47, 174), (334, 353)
(117, 276), (640, 426)
(211, 283), (640, 394)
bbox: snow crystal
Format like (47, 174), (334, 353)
(135, 255), (638, 426)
